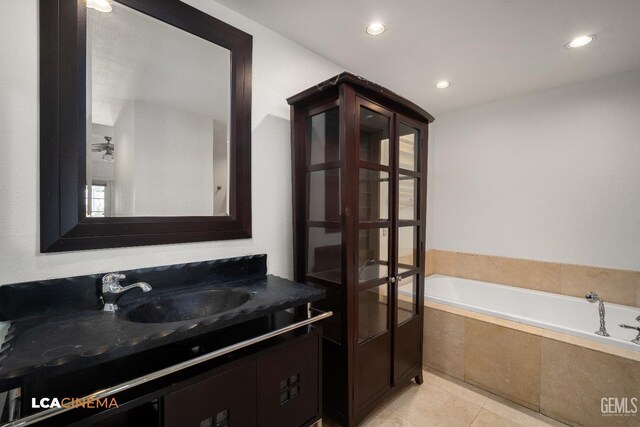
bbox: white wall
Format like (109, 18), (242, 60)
(212, 137), (229, 215)
(114, 101), (136, 216)
(429, 68), (640, 271)
(131, 101), (215, 216)
(91, 160), (115, 182)
(0, 0), (344, 285)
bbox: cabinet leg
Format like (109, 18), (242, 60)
(414, 372), (424, 385)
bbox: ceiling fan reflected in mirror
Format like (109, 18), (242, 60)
(92, 136), (115, 163)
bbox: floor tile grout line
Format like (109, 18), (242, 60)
(424, 371), (490, 407)
(481, 405), (528, 427)
(481, 401), (566, 427)
(424, 379), (485, 410)
(468, 406), (483, 427)
(425, 370), (564, 427)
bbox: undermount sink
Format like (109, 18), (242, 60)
(125, 289), (251, 323)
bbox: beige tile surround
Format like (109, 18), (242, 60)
(424, 303), (640, 427)
(426, 250), (640, 307)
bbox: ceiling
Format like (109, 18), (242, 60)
(89, 2), (230, 126)
(216, 0), (640, 115)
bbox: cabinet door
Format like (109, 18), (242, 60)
(304, 104), (344, 345)
(354, 99), (393, 410)
(392, 118), (425, 382)
(256, 334), (320, 427)
(164, 361), (257, 427)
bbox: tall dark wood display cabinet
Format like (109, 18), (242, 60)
(288, 73), (434, 426)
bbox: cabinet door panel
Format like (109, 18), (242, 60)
(257, 335), (320, 427)
(394, 316), (421, 381)
(354, 333), (391, 410)
(164, 361), (256, 427)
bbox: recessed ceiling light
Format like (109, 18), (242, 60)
(366, 22), (386, 35)
(567, 35), (594, 48)
(436, 81), (450, 89)
(86, 0), (112, 13)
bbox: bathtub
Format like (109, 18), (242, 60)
(423, 274), (640, 351)
(419, 275), (640, 426)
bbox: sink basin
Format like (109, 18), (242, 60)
(125, 289), (251, 323)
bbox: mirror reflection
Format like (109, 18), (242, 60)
(86, 1), (230, 217)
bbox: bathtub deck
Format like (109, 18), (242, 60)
(323, 369), (567, 427)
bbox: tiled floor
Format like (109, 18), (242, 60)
(324, 370), (568, 427)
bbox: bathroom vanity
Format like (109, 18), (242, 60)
(288, 73), (434, 426)
(0, 255), (327, 426)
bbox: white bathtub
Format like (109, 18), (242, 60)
(423, 275), (640, 351)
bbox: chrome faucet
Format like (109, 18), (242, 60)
(619, 315), (640, 345)
(585, 292), (610, 337)
(101, 273), (152, 312)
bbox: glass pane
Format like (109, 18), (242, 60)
(398, 226), (417, 273)
(309, 286), (342, 343)
(398, 176), (418, 221)
(308, 226), (342, 284)
(358, 284), (388, 343)
(359, 169), (389, 222)
(92, 186), (105, 197)
(359, 106), (389, 165)
(358, 228), (389, 283)
(399, 123), (419, 171)
(93, 199), (105, 212)
(308, 169), (340, 222)
(307, 107), (340, 165)
(397, 275), (418, 325)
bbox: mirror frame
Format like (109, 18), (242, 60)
(40, 0), (252, 252)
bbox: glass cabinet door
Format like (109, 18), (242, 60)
(395, 121), (421, 325)
(392, 118), (423, 385)
(357, 102), (392, 338)
(305, 106), (341, 286)
(305, 104), (343, 345)
(354, 100), (394, 408)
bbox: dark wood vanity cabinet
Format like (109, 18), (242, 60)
(164, 361), (258, 426)
(288, 73), (434, 426)
(26, 323), (322, 427)
(164, 332), (321, 427)
(256, 334), (320, 427)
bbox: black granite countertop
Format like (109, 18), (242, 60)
(0, 255), (324, 390)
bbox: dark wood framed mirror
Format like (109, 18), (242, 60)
(40, 0), (252, 252)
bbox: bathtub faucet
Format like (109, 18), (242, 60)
(585, 292), (610, 337)
(619, 315), (640, 345)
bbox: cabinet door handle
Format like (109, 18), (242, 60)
(389, 277), (396, 284)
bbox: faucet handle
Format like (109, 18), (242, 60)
(102, 273), (126, 293)
(102, 272), (125, 284)
(585, 291), (600, 302)
(620, 324), (640, 345)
